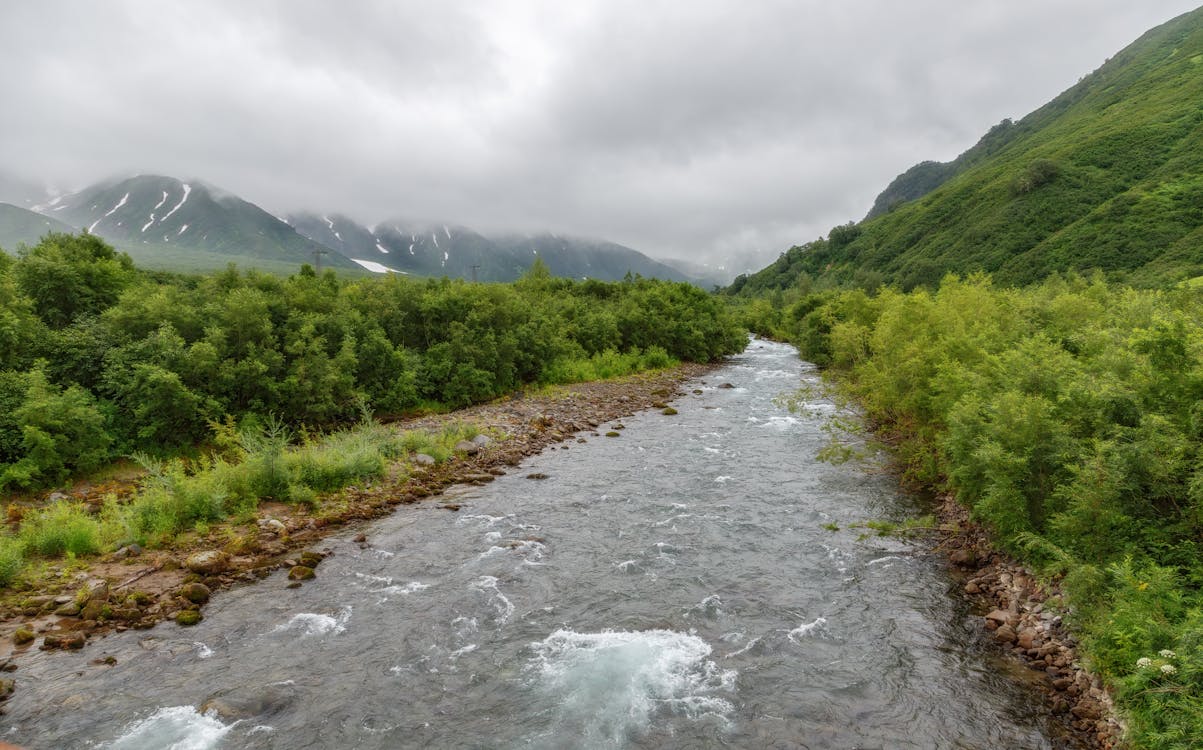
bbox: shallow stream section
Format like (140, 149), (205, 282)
(4, 340), (1068, 749)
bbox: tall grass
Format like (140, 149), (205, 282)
(0, 417), (491, 586)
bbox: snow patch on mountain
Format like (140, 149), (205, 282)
(160, 184), (191, 222)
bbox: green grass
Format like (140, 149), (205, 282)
(0, 417), (490, 582)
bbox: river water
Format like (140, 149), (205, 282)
(3, 340), (1065, 749)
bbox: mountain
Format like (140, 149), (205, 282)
(287, 211), (696, 283)
(44, 175), (361, 274)
(0, 203), (76, 252)
(744, 7), (1203, 291)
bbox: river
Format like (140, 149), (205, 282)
(2, 339), (1066, 749)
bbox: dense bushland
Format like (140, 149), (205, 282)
(0, 232), (744, 491)
(784, 274), (1203, 748)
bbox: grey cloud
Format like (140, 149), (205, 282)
(0, 1), (1197, 272)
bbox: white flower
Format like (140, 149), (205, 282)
(1160, 664), (1177, 675)
(1137, 657), (1153, 669)
(1159, 649), (1176, 659)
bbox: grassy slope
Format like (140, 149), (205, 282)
(0, 204), (76, 254)
(750, 8), (1203, 291)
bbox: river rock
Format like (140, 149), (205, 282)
(179, 583), (211, 604)
(288, 565), (315, 581)
(984, 609), (1013, 628)
(80, 578), (109, 604)
(200, 682), (297, 721)
(453, 440), (479, 455)
(993, 624), (1017, 644)
(113, 544), (143, 559)
(718, 382), (735, 389)
(413, 453), (436, 466)
(54, 602), (81, 617)
(185, 550), (230, 575)
(471, 434), (492, 447)
(1016, 627), (1039, 650)
(299, 551), (325, 568)
(258, 518), (287, 535)
(0, 678), (13, 701)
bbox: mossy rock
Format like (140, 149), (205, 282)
(288, 565), (315, 581)
(176, 610), (203, 627)
(605, 431), (621, 438)
(179, 582), (211, 604)
(661, 407), (678, 415)
(299, 551), (324, 568)
(13, 627), (34, 645)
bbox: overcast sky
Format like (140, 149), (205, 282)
(1, 1), (1197, 270)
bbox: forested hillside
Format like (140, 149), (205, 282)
(0, 232), (743, 491)
(734, 7), (1203, 293)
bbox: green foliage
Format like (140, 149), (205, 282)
(1, 368), (112, 489)
(0, 231), (743, 490)
(18, 501), (103, 557)
(794, 273), (1203, 746)
(0, 537), (23, 587)
(14, 232), (134, 327)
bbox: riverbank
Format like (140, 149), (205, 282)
(0, 363), (717, 670)
(931, 492), (1124, 749)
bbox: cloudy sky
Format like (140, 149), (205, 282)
(1, 1), (1197, 271)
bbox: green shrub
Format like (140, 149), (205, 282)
(19, 502), (103, 557)
(0, 537), (24, 586)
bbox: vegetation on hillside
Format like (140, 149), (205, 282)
(755, 274), (1203, 748)
(0, 232), (743, 492)
(732, 7), (1203, 293)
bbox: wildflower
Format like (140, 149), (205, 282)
(1137, 657), (1152, 669)
(1159, 649), (1176, 659)
(1160, 664), (1177, 676)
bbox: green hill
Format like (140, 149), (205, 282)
(0, 203), (76, 253)
(740, 7), (1203, 292)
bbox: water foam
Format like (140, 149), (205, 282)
(272, 606), (352, 636)
(787, 617), (829, 642)
(105, 706), (231, 750)
(528, 629), (736, 744)
(470, 576), (514, 624)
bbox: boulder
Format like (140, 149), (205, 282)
(179, 583), (211, 604)
(200, 682), (297, 722)
(984, 609), (1013, 628)
(185, 550), (230, 576)
(413, 453), (436, 466)
(471, 434), (492, 447)
(176, 609), (202, 626)
(299, 551), (325, 568)
(287, 566), (315, 581)
(453, 440), (479, 455)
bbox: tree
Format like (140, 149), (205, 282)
(14, 233), (134, 328)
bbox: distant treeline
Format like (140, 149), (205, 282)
(0, 232), (744, 490)
(740, 273), (1203, 747)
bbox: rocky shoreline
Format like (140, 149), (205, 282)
(933, 493), (1124, 749)
(0, 362), (717, 696)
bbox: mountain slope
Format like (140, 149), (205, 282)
(49, 176), (361, 273)
(288, 212), (696, 283)
(753, 7), (1203, 291)
(0, 203), (76, 252)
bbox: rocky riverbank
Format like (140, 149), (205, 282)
(934, 493), (1124, 749)
(0, 363), (716, 684)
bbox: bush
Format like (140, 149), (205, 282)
(19, 502), (103, 558)
(0, 537), (23, 586)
